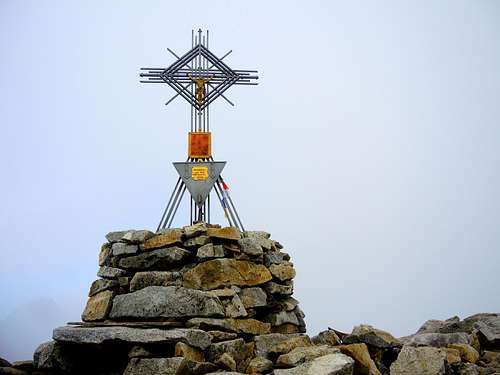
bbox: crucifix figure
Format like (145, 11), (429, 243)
(188, 74), (213, 105)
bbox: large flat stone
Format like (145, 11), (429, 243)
(97, 266), (126, 279)
(119, 247), (190, 270)
(274, 353), (354, 375)
(109, 286), (224, 319)
(276, 345), (340, 367)
(186, 318), (271, 335)
(207, 227), (241, 241)
(112, 242), (139, 256)
(405, 332), (470, 347)
(142, 229), (183, 250)
(183, 259), (272, 290)
(53, 326), (211, 350)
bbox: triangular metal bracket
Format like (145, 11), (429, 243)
(173, 161), (226, 208)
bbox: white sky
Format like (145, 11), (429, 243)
(1, 0), (499, 362)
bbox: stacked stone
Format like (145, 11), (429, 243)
(32, 222), (307, 374)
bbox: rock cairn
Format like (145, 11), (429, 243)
(1, 223), (499, 374)
(28, 223), (309, 374)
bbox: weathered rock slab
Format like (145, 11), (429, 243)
(112, 242), (139, 256)
(344, 324), (401, 348)
(109, 286), (224, 319)
(183, 259), (272, 290)
(142, 229), (182, 250)
(390, 346), (446, 375)
(129, 271), (181, 291)
(207, 227), (242, 241)
(97, 266), (126, 279)
(474, 315), (500, 344)
(254, 333), (307, 359)
(276, 345), (340, 368)
(53, 326), (212, 350)
(405, 332), (470, 347)
(119, 247), (190, 270)
(186, 318), (271, 335)
(274, 353), (354, 375)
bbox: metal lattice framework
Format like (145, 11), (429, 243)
(140, 30), (258, 231)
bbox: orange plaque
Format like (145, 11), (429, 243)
(188, 132), (212, 158)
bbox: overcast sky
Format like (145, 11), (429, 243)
(1, 0), (499, 362)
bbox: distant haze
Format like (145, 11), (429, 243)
(1, 0), (499, 362)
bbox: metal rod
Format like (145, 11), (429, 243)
(156, 177), (182, 231)
(163, 180), (186, 229)
(167, 185), (187, 228)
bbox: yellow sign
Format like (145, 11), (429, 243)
(192, 166), (209, 181)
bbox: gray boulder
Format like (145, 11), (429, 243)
(33, 341), (71, 372)
(238, 238), (263, 257)
(121, 230), (155, 244)
(238, 287), (267, 308)
(254, 333), (306, 359)
(123, 357), (184, 375)
(109, 286), (224, 319)
(274, 353), (354, 375)
(129, 271), (182, 291)
(390, 346), (446, 375)
(119, 247), (190, 270)
(97, 266), (126, 279)
(276, 345), (339, 367)
(53, 326), (211, 350)
(111, 242), (139, 256)
(405, 332), (470, 347)
(474, 315), (500, 345)
(88, 279), (119, 297)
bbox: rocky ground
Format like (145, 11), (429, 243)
(0, 223), (499, 375)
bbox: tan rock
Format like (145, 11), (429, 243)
(187, 318), (271, 335)
(183, 259), (272, 290)
(276, 345), (340, 368)
(99, 243), (111, 266)
(208, 330), (238, 342)
(337, 343), (381, 375)
(269, 336), (312, 355)
(345, 324), (401, 348)
(269, 263), (296, 281)
(175, 342), (205, 363)
(81, 290), (114, 321)
(448, 343), (479, 364)
(272, 324), (300, 334)
(443, 348), (461, 365)
(247, 357), (273, 374)
(142, 229), (182, 250)
(215, 352), (237, 371)
(207, 226), (242, 241)
(469, 331), (481, 353)
(312, 329), (342, 346)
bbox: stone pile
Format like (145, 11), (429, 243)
(26, 223), (310, 374)
(1, 223), (499, 374)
